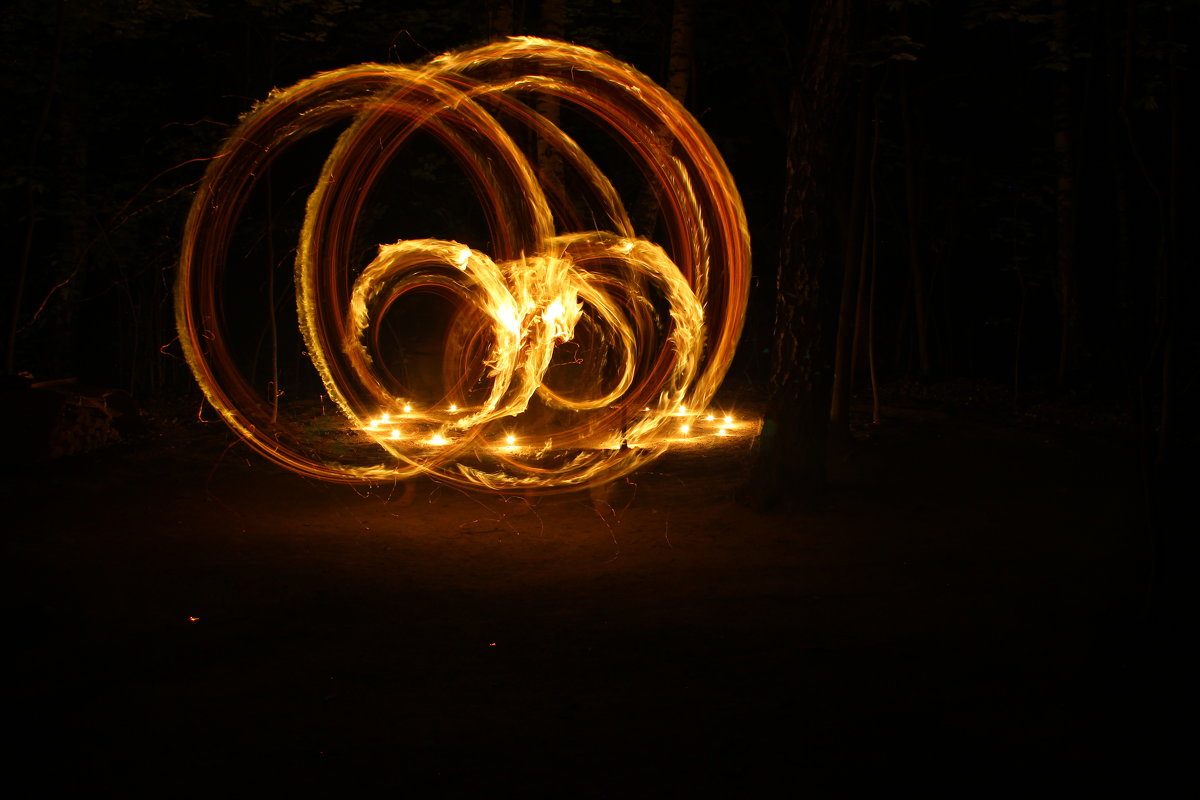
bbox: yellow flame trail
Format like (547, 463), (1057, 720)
(176, 38), (750, 493)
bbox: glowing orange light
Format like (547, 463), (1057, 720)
(176, 38), (750, 493)
(389, 429), (401, 440)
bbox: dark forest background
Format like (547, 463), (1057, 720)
(5, 4), (1192, 788)
(2, 0), (1194, 478)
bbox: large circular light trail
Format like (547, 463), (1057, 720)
(176, 38), (750, 492)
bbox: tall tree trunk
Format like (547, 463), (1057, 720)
(535, 0), (566, 189)
(1053, 0), (1078, 388)
(866, 92), (882, 425)
(631, 0), (694, 237)
(1159, 2), (1180, 471)
(488, 0), (515, 40)
(667, 0), (694, 104)
(829, 71), (870, 443)
(742, 0), (852, 511)
(900, 68), (931, 378)
(266, 176), (280, 424)
(57, 77), (90, 375)
(8, 0), (66, 375)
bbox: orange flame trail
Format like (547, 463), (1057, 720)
(176, 38), (750, 493)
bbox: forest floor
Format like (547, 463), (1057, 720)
(6, 384), (1179, 795)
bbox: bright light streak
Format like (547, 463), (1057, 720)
(176, 38), (750, 493)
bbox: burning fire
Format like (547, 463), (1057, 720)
(176, 38), (750, 493)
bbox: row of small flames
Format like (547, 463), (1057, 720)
(360, 404), (741, 449)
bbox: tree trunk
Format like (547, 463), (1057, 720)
(535, 0), (567, 189)
(900, 69), (931, 378)
(866, 93), (882, 425)
(631, 0), (694, 237)
(1159, 2), (1180, 471)
(667, 0), (694, 104)
(742, 0), (852, 511)
(488, 0), (515, 40)
(8, 0), (66, 375)
(1053, 0), (1078, 388)
(829, 72), (869, 444)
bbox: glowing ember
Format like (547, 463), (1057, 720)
(176, 38), (750, 493)
(505, 435), (516, 446)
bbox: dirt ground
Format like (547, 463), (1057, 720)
(6, 392), (1175, 794)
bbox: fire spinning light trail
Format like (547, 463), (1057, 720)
(176, 38), (750, 492)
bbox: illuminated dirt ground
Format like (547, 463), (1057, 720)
(7, 393), (1166, 793)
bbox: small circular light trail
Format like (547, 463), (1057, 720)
(176, 38), (750, 493)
